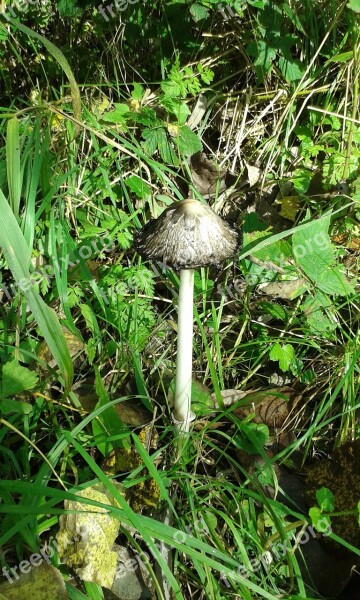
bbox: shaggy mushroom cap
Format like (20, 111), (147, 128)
(135, 198), (239, 269)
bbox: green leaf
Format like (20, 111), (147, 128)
(292, 215), (334, 279)
(237, 422), (270, 455)
(102, 103), (130, 124)
(172, 125), (202, 156)
(0, 360), (38, 398)
(309, 507), (332, 533)
(160, 97), (190, 125)
(278, 57), (305, 82)
(160, 80), (181, 98)
(247, 40), (276, 81)
(156, 128), (179, 164)
(328, 51), (353, 63)
(125, 175), (151, 199)
(316, 268), (355, 296)
(302, 293), (337, 336)
(197, 63), (214, 85)
(316, 487), (335, 512)
(131, 83), (144, 100)
(190, 3), (210, 21)
(259, 302), (288, 321)
(0, 189), (74, 391)
(131, 107), (160, 127)
(292, 168), (313, 194)
(141, 128), (159, 156)
(269, 343), (295, 372)
(0, 398), (33, 415)
(57, 0), (80, 17)
(0, 24), (9, 42)
(347, 0), (360, 12)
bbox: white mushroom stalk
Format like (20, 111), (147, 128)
(135, 198), (239, 435)
(173, 268), (195, 431)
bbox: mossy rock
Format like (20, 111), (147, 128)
(305, 439), (360, 556)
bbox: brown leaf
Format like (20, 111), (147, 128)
(220, 386), (302, 447)
(245, 163), (261, 188)
(189, 152), (228, 197)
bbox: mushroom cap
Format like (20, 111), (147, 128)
(135, 198), (239, 269)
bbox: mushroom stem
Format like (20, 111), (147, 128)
(173, 268), (196, 432)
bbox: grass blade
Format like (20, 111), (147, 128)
(4, 17), (81, 128)
(6, 117), (21, 218)
(0, 189), (74, 391)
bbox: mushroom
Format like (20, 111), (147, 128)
(135, 198), (239, 432)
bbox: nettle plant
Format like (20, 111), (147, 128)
(292, 117), (360, 194)
(242, 212), (356, 377)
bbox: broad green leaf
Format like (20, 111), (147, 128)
(316, 268), (355, 296)
(292, 215), (333, 279)
(131, 83), (144, 100)
(258, 302), (288, 322)
(6, 118), (21, 218)
(1, 360), (38, 398)
(125, 175), (151, 199)
(243, 213), (293, 267)
(160, 80), (181, 97)
(0, 189), (74, 391)
(0, 23), (9, 41)
(292, 168), (313, 194)
(347, 0), (360, 12)
(172, 125), (202, 156)
(142, 128), (160, 156)
(190, 3), (210, 21)
(309, 507), (332, 533)
(278, 57), (305, 82)
(0, 398), (33, 415)
(169, 378), (213, 415)
(237, 422), (270, 455)
(101, 103), (130, 124)
(302, 293), (336, 336)
(316, 487), (335, 512)
(269, 342), (295, 372)
(160, 97), (190, 125)
(57, 0), (80, 16)
(156, 128), (179, 164)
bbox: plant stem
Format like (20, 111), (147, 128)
(174, 268), (195, 432)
